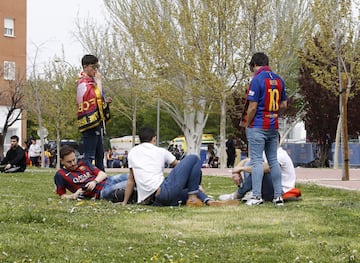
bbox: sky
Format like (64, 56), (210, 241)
(27, 0), (106, 71)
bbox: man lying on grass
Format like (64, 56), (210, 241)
(54, 145), (136, 203)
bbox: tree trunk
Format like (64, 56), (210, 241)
(131, 99), (137, 148)
(219, 97), (227, 168)
(183, 110), (204, 156)
(333, 116), (342, 169)
(0, 134), (4, 160)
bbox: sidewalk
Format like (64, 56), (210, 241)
(107, 167), (360, 191)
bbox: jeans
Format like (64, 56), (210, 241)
(82, 125), (105, 171)
(100, 173), (129, 200)
(236, 160), (275, 201)
(246, 128), (282, 198)
(153, 154), (202, 206)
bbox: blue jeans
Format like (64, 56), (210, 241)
(100, 173), (129, 200)
(153, 154), (202, 206)
(236, 160), (275, 201)
(82, 125), (105, 171)
(246, 128), (282, 198)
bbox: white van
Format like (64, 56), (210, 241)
(109, 135), (140, 155)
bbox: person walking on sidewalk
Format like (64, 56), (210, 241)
(243, 52), (287, 206)
(122, 127), (238, 207)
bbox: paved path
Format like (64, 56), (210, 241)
(107, 167), (360, 191)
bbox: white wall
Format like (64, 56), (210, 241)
(0, 105), (23, 154)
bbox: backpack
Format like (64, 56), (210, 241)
(282, 188), (302, 202)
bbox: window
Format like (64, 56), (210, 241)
(4, 61), (16, 80)
(4, 18), (14, 37)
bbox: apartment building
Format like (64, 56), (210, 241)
(0, 0), (27, 152)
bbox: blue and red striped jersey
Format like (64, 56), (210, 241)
(247, 68), (286, 129)
(54, 161), (106, 199)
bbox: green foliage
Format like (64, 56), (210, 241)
(298, 0), (360, 144)
(1, 169), (360, 262)
(300, 0), (357, 95)
(105, 106), (182, 142)
(26, 62), (81, 141)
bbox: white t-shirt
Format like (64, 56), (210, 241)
(28, 143), (41, 158)
(277, 147), (296, 193)
(128, 142), (176, 203)
(263, 147), (296, 193)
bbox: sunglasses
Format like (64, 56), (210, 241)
(88, 64), (100, 69)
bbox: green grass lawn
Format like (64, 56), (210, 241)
(0, 168), (359, 263)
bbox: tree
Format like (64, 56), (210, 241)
(101, 0), (251, 158)
(299, 0), (360, 169)
(42, 59), (79, 168)
(76, 0), (319, 165)
(299, 35), (360, 167)
(26, 50), (80, 167)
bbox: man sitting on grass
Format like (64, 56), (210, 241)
(0, 135), (27, 173)
(122, 127), (239, 207)
(54, 145), (136, 203)
(219, 133), (301, 204)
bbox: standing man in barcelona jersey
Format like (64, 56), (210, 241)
(77, 54), (111, 171)
(241, 52), (287, 206)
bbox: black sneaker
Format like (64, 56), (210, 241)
(273, 196), (284, 206)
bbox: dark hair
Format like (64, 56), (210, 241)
(81, 54), (98, 66)
(139, 127), (155, 143)
(249, 52), (269, 70)
(60, 145), (76, 159)
(10, 135), (19, 142)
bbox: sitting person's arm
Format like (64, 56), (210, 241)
(83, 170), (107, 191)
(122, 169), (136, 205)
(232, 158), (251, 173)
(231, 158), (268, 186)
(169, 159), (178, 168)
(0, 152), (10, 165)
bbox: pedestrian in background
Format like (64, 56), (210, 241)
(28, 139), (41, 167)
(226, 135), (236, 168)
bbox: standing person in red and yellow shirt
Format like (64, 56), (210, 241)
(76, 54), (111, 171)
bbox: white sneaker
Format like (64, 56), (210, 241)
(218, 192), (239, 201)
(241, 191), (253, 202)
(246, 196), (264, 206)
(273, 196), (284, 206)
